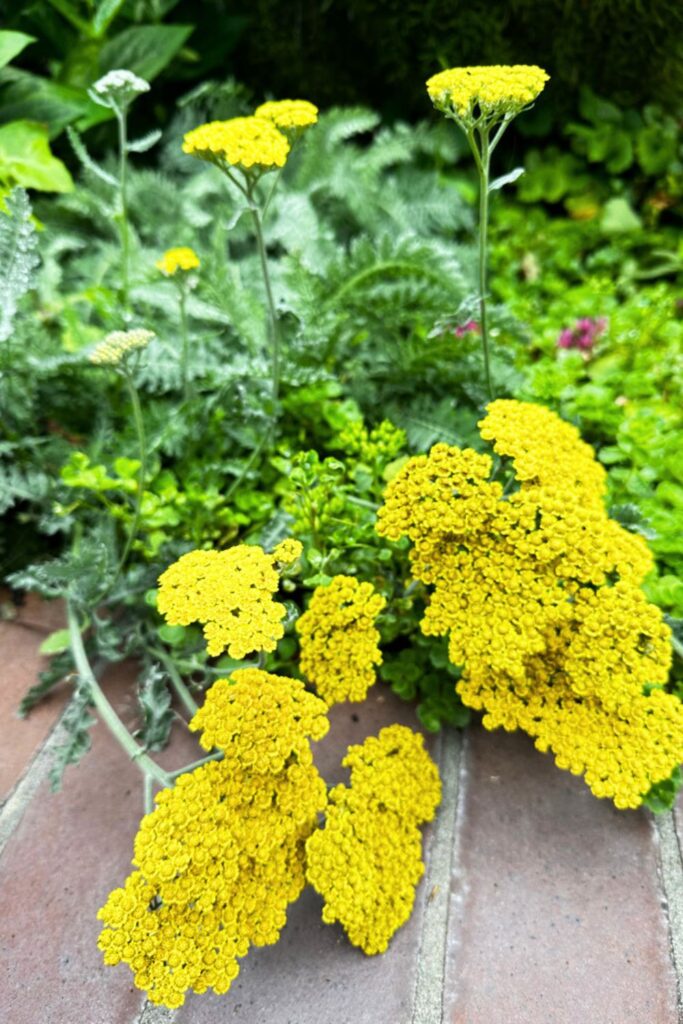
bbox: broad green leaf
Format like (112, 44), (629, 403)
(92, 0), (127, 37)
(0, 121), (74, 192)
(0, 31), (35, 69)
(600, 197), (641, 234)
(99, 24), (192, 81)
(0, 71), (102, 137)
(39, 628), (72, 655)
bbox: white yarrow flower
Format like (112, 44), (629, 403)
(90, 69), (150, 110)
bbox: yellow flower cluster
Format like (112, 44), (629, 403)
(296, 575), (386, 703)
(182, 116), (290, 172)
(157, 544), (289, 658)
(426, 65), (549, 122)
(272, 537), (303, 564)
(377, 399), (681, 808)
(156, 247), (200, 276)
(98, 669), (329, 1008)
(89, 328), (155, 365)
(254, 99), (319, 131)
(306, 725), (441, 954)
(189, 667), (330, 768)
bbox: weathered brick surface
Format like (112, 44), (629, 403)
(445, 725), (678, 1024)
(0, 620), (69, 802)
(0, 660), (203, 1024)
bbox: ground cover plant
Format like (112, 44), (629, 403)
(1, 53), (683, 1006)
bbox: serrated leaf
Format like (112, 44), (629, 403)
(135, 663), (174, 751)
(489, 167), (524, 192)
(127, 129), (162, 154)
(49, 684), (96, 791)
(67, 126), (118, 186)
(0, 187), (39, 343)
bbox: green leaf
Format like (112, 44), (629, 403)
(39, 628), (72, 655)
(92, 0), (127, 37)
(135, 663), (174, 752)
(600, 197), (642, 234)
(0, 187), (39, 344)
(0, 31), (36, 69)
(49, 684), (96, 791)
(0, 121), (74, 192)
(67, 126), (117, 186)
(489, 167), (524, 192)
(127, 129), (162, 154)
(157, 623), (188, 646)
(0, 71), (103, 137)
(99, 24), (193, 81)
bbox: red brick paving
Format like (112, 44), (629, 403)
(1, 625), (682, 1024)
(446, 725), (678, 1024)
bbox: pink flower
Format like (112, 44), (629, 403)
(557, 317), (607, 353)
(454, 319), (479, 338)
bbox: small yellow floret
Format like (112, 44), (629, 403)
(427, 64), (549, 121)
(182, 116), (290, 172)
(254, 99), (318, 131)
(156, 247), (200, 276)
(272, 538), (303, 564)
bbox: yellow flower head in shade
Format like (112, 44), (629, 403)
(89, 328), (155, 366)
(189, 667), (330, 771)
(254, 99), (319, 132)
(157, 545), (289, 658)
(272, 537), (303, 565)
(306, 725), (441, 955)
(296, 575), (387, 704)
(98, 671), (329, 1008)
(182, 116), (290, 173)
(427, 65), (549, 122)
(156, 247), (200, 276)
(376, 399), (680, 809)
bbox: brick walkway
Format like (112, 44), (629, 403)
(2, 599), (683, 1024)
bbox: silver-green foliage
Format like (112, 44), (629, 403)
(0, 187), (39, 343)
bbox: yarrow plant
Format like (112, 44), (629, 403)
(427, 65), (549, 397)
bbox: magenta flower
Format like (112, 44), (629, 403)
(557, 317), (607, 353)
(454, 319), (480, 338)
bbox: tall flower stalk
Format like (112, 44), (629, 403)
(427, 65), (549, 400)
(156, 247), (201, 401)
(89, 70), (151, 310)
(181, 103), (318, 415)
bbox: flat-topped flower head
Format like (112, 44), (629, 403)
(427, 65), (549, 124)
(89, 328), (155, 366)
(90, 69), (150, 110)
(182, 116), (290, 174)
(156, 247), (200, 276)
(254, 99), (318, 134)
(157, 544), (292, 658)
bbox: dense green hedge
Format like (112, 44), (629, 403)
(227, 0), (683, 117)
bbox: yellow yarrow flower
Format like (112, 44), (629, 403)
(427, 64), (549, 123)
(254, 99), (318, 132)
(157, 545), (288, 658)
(89, 328), (155, 366)
(376, 399), (680, 809)
(272, 537), (303, 565)
(182, 116), (290, 173)
(296, 575), (386, 704)
(98, 671), (329, 1008)
(306, 725), (440, 955)
(156, 247), (200, 276)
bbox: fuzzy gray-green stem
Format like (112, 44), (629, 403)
(149, 644), (199, 716)
(249, 200), (280, 410)
(67, 602), (171, 787)
(116, 367), (146, 574)
(178, 283), (190, 402)
(465, 125), (493, 401)
(115, 108), (130, 309)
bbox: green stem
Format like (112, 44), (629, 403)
(168, 751), (224, 779)
(179, 284), (190, 402)
(149, 645), (199, 716)
(67, 603), (171, 787)
(116, 108), (130, 309)
(248, 195), (280, 411)
(116, 368), (146, 575)
(467, 127), (493, 402)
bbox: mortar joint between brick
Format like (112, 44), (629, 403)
(654, 812), (683, 1024)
